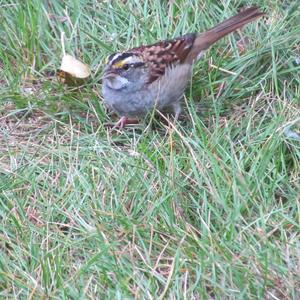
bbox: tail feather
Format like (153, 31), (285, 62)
(186, 7), (264, 62)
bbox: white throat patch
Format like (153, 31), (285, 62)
(105, 74), (129, 90)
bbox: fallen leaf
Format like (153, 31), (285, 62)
(58, 54), (90, 85)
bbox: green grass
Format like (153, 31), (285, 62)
(0, 0), (300, 298)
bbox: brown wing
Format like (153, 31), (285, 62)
(131, 33), (196, 83)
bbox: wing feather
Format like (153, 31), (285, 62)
(131, 33), (196, 83)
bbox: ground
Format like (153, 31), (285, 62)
(0, 0), (299, 299)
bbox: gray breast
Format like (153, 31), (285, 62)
(102, 63), (192, 117)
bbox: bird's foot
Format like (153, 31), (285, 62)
(105, 116), (139, 129)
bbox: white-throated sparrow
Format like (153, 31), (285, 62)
(102, 7), (264, 128)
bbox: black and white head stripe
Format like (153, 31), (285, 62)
(107, 52), (145, 68)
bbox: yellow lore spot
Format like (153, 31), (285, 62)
(113, 60), (126, 68)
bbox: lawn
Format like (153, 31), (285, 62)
(0, 0), (299, 299)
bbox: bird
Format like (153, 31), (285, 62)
(102, 6), (264, 128)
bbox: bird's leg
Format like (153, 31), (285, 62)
(112, 116), (128, 129)
(172, 102), (182, 122)
(112, 116), (139, 129)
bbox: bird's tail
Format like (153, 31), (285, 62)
(186, 7), (264, 62)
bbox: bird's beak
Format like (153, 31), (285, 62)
(102, 71), (129, 89)
(102, 71), (119, 80)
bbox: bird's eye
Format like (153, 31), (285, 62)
(123, 64), (130, 70)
